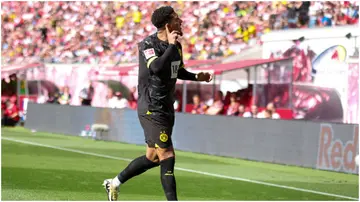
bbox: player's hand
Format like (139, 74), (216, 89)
(197, 72), (213, 82)
(166, 24), (180, 45)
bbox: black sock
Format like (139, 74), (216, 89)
(160, 157), (177, 201)
(117, 155), (159, 184)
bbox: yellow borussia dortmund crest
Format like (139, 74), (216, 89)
(159, 131), (168, 142)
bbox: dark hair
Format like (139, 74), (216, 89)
(265, 109), (273, 115)
(151, 6), (174, 29)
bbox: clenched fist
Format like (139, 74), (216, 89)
(197, 72), (213, 82)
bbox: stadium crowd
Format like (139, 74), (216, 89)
(183, 90), (281, 119)
(1, 1), (358, 124)
(2, 1), (358, 64)
(2, 82), (277, 120)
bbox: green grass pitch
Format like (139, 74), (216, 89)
(1, 127), (359, 200)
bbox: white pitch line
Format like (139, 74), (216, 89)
(2, 136), (358, 201)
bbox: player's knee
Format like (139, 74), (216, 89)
(156, 147), (175, 161)
(146, 146), (159, 163)
(146, 155), (159, 163)
(145, 154), (159, 163)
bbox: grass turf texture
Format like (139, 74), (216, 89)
(1, 127), (359, 201)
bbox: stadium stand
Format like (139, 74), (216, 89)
(2, 1), (358, 64)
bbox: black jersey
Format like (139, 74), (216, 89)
(137, 33), (196, 117)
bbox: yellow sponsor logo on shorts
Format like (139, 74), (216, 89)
(160, 131), (168, 143)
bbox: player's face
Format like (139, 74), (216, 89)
(169, 12), (183, 36)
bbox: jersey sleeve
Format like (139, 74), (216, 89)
(139, 40), (161, 68)
(139, 39), (179, 75)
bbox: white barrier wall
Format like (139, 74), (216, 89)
(25, 103), (359, 174)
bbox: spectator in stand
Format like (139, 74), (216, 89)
(237, 104), (245, 117)
(107, 88), (118, 108)
(243, 104), (259, 118)
(2, 100), (20, 127)
(130, 86), (138, 101)
(263, 109), (273, 119)
(267, 102), (280, 119)
(191, 94), (207, 115)
(319, 11), (332, 26)
(58, 86), (71, 105)
(2, 1), (358, 64)
(114, 92), (129, 109)
(206, 91), (224, 115)
(237, 88), (252, 107)
(226, 93), (240, 116)
(258, 102), (281, 119)
(223, 91), (231, 106)
(127, 94), (137, 110)
(79, 81), (94, 106)
(287, 2), (299, 28)
(204, 92), (214, 106)
(1, 97), (8, 113)
(47, 92), (60, 104)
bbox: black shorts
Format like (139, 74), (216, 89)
(138, 112), (174, 149)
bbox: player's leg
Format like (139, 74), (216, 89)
(103, 145), (159, 201)
(116, 145), (159, 184)
(102, 116), (160, 201)
(153, 126), (177, 201)
(156, 145), (177, 201)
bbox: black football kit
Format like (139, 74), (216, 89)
(137, 33), (197, 148)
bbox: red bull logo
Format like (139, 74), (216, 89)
(316, 124), (358, 173)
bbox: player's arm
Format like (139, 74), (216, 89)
(177, 66), (197, 81)
(177, 44), (212, 82)
(141, 41), (179, 75)
(178, 64), (212, 82)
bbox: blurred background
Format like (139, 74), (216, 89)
(1, 1), (359, 126)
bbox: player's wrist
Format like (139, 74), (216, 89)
(168, 43), (177, 48)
